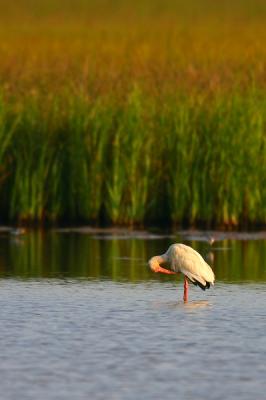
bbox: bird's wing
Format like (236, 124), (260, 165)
(171, 244), (215, 284)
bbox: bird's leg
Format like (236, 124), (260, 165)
(183, 276), (189, 302)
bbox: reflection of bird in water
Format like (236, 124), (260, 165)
(153, 300), (210, 310)
(184, 300), (210, 309)
(149, 243), (215, 302)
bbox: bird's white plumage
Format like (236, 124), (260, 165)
(164, 243), (215, 286)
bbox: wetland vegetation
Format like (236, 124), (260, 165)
(0, 0), (265, 227)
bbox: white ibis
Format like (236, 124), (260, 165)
(148, 243), (215, 301)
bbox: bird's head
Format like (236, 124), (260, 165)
(148, 255), (175, 275)
(148, 256), (160, 272)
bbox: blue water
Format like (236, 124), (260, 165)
(0, 231), (265, 399)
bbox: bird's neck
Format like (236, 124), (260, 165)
(149, 254), (168, 271)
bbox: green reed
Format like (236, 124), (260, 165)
(1, 87), (265, 228)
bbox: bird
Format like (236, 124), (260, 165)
(207, 235), (215, 246)
(10, 228), (27, 236)
(148, 243), (215, 302)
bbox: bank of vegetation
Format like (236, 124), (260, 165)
(0, 0), (265, 227)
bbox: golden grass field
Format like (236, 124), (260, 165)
(0, 0), (265, 227)
(1, 0), (266, 99)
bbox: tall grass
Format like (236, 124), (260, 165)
(0, 88), (265, 228)
(106, 86), (154, 225)
(0, 0), (266, 227)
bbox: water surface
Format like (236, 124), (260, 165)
(0, 230), (265, 400)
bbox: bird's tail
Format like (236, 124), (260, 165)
(187, 276), (211, 291)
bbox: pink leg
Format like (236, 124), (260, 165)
(183, 276), (189, 302)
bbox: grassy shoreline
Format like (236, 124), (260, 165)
(0, 88), (265, 228)
(0, 1), (266, 227)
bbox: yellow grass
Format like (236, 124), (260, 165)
(0, 0), (266, 102)
(0, 1), (265, 227)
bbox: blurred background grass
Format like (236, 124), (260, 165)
(0, 0), (265, 227)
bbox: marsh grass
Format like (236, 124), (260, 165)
(0, 1), (266, 227)
(0, 87), (265, 227)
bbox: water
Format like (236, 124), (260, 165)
(0, 230), (266, 400)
